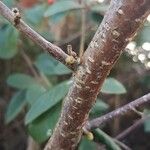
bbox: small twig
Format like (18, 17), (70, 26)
(116, 115), (150, 140)
(85, 93), (150, 130)
(56, 25), (92, 46)
(0, 1), (77, 71)
(20, 49), (51, 87)
(79, 0), (86, 57)
(20, 50), (39, 79)
(130, 107), (143, 117)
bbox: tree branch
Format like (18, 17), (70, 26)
(116, 114), (150, 140)
(85, 93), (150, 130)
(0, 1), (78, 71)
(44, 0), (150, 149)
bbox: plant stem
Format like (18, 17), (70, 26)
(86, 93), (150, 130)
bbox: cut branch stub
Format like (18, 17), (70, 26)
(45, 0), (150, 149)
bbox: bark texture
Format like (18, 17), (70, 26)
(44, 0), (150, 149)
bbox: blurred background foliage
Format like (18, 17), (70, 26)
(0, 0), (150, 150)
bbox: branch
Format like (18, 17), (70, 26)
(79, 0), (86, 57)
(85, 93), (150, 130)
(0, 1), (78, 71)
(116, 114), (150, 140)
(44, 0), (150, 149)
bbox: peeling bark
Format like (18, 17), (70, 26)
(44, 0), (150, 149)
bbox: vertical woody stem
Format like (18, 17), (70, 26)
(45, 0), (150, 149)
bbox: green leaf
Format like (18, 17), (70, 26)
(2, 0), (14, 7)
(79, 137), (97, 150)
(35, 53), (71, 75)
(25, 80), (71, 124)
(7, 73), (39, 89)
(91, 4), (109, 14)
(5, 90), (26, 124)
(144, 109), (150, 132)
(90, 99), (109, 118)
(93, 129), (121, 150)
(0, 26), (18, 59)
(49, 12), (68, 23)
(136, 26), (150, 46)
(44, 0), (83, 17)
(101, 78), (126, 94)
(24, 4), (46, 25)
(26, 85), (46, 105)
(28, 103), (61, 143)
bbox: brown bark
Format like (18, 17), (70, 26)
(44, 0), (150, 149)
(0, 0), (150, 150)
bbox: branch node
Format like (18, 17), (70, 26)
(12, 8), (21, 26)
(65, 45), (80, 66)
(130, 107), (143, 117)
(83, 127), (94, 141)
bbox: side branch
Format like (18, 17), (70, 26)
(0, 1), (77, 71)
(85, 93), (150, 130)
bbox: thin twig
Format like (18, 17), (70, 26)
(20, 49), (51, 87)
(20, 50), (39, 79)
(85, 93), (150, 130)
(79, 0), (86, 57)
(0, 1), (77, 71)
(116, 115), (150, 140)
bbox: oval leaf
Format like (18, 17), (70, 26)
(7, 73), (39, 89)
(79, 137), (97, 150)
(28, 103), (61, 143)
(35, 53), (71, 75)
(93, 129), (121, 150)
(26, 84), (46, 105)
(44, 0), (83, 17)
(25, 80), (71, 124)
(0, 26), (18, 59)
(5, 90), (26, 124)
(24, 4), (46, 25)
(101, 78), (126, 94)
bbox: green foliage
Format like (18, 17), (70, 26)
(26, 85), (46, 105)
(101, 78), (126, 94)
(24, 4), (46, 25)
(144, 109), (150, 132)
(79, 137), (97, 150)
(91, 4), (109, 14)
(90, 99), (109, 118)
(136, 26), (150, 46)
(93, 129), (121, 150)
(5, 90), (26, 124)
(44, 0), (83, 17)
(35, 53), (72, 75)
(28, 103), (61, 143)
(25, 80), (71, 124)
(1, 0), (14, 7)
(7, 73), (39, 89)
(0, 26), (18, 59)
